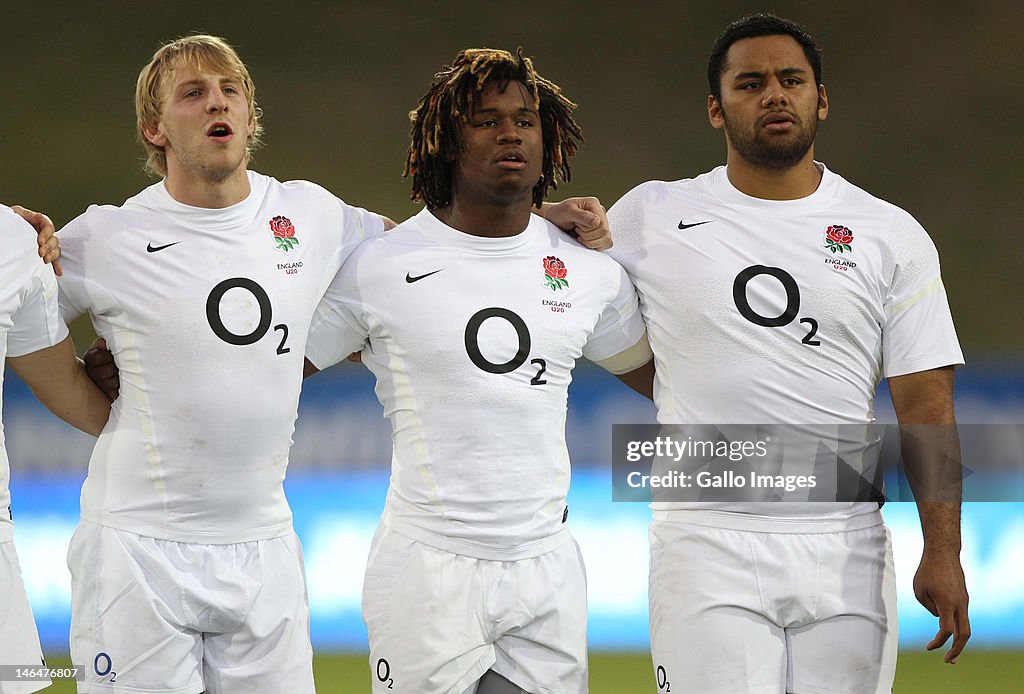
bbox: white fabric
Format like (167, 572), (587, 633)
(57, 172), (383, 543)
(307, 208), (647, 560)
(648, 518), (898, 694)
(0, 542), (49, 694)
(608, 163), (963, 522)
(362, 525), (588, 694)
(67, 521), (313, 694)
(0, 204), (68, 543)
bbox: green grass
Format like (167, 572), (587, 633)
(38, 650), (1024, 692)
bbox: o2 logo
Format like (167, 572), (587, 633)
(94, 652), (116, 683)
(732, 266), (820, 346)
(375, 658), (394, 689)
(206, 278), (291, 355)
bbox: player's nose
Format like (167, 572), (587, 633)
(761, 78), (787, 107)
(496, 122), (521, 143)
(206, 89), (229, 113)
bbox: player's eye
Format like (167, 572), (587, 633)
(184, 89), (201, 98)
(516, 118), (535, 127)
(783, 78), (802, 86)
(740, 82), (760, 91)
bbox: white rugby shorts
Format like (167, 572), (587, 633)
(362, 526), (588, 694)
(67, 521), (313, 694)
(0, 541), (49, 694)
(648, 513), (897, 694)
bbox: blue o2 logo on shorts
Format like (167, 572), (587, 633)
(94, 653), (117, 682)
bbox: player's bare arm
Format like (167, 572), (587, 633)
(614, 358), (655, 400)
(537, 197), (612, 251)
(888, 366), (971, 663)
(303, 357), (319, 378)
(10, 204), (62, 275)
(7, 335), (112, 436)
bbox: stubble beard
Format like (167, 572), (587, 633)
(175, 143), (248, 184)
(723, 110), (818, 171)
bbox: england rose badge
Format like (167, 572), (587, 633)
(824, 224), (853, 254)
(543, 256), (569, 291)
(270, 215), (300, 253)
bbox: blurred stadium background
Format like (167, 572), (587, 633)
(3, 1), (1022, 691)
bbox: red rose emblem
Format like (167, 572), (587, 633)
(270, 215), (295, 238)
(826, 225), (853, 245)
(544, 256), (567, 280)
(270, 215), (300, 252)
(543, 256), (569, 291)
(824, 225), (854, 254)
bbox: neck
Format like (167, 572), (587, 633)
(163, 165), (251, 208)
(435, 196), (533, 238)
(724, 149), (822, 200)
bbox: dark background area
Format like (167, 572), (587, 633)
(2, 1), (1021, 356)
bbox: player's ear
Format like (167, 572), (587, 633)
(708, 95), (725, 130)
(817, 84), (829, 121)
(141, 122), (168, 148)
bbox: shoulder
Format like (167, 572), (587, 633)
(59, 202), (134, 245)
(830, 170), (937, 255)
(269, 174), (364, 211)
(541, 219), (628, 280)
(0, 205), (40, 263)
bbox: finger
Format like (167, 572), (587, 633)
(926, 626), (952, 651)
(927, 604), (956, 651)
(580, 236), (613, 251)
(572, 211), (604, 233)
(52, 257), (64, 277)
(946, 610), (971, 663)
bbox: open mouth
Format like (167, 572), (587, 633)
(207, 122), (234, 139)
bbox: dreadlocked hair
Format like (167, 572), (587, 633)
(404, 47), (583, 210)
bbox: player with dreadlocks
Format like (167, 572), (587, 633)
(404, 47), (581, 212)
(305, 47), (655, 694)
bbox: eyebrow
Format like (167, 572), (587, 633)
(474, 106), (539, 115)
(733, 67), (808, 80)
(174, 76), (240, 89)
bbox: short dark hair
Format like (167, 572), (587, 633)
(404, 47), (583, 210)
(707, 14), (822, 102)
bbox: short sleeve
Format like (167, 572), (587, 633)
(881, 211), (963, 377)
(582, 262), (648, 364)
(306, 246), (373, 370)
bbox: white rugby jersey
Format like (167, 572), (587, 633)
(608, 164), (963, 523)
(58, 172), (383, 543)
(307, 208), (648, 559)
(0, 206), (69, 542)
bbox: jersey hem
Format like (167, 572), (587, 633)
(651, 508), (883, 533)
(384, 516), (572, 561)
(78, 511), (294, 545)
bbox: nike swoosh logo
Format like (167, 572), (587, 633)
(147, 241), (182, 253)
(678, 220), (712, 230)
(406, 269), (444, 283)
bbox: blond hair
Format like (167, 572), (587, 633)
(135, 34), (263, 177)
